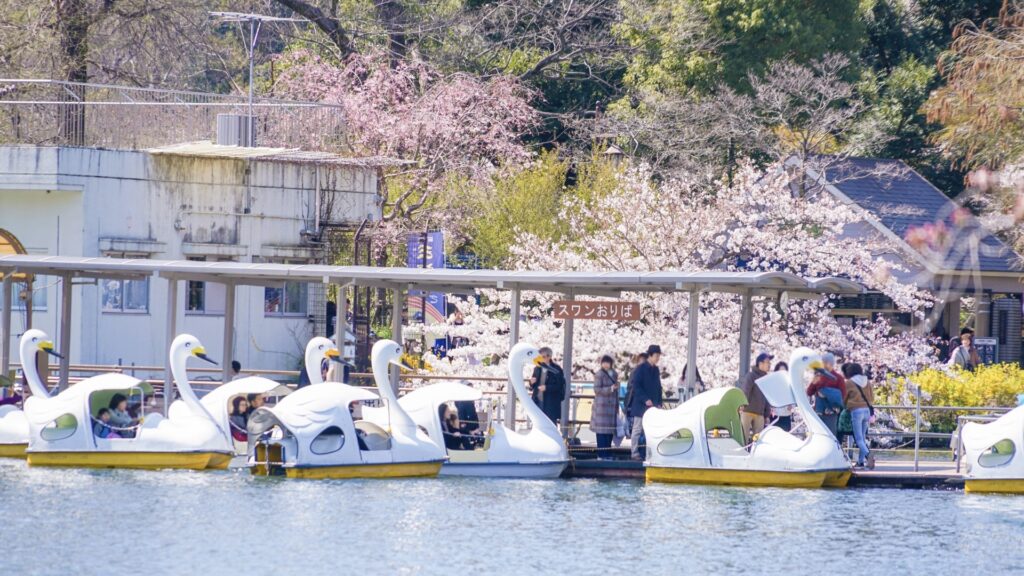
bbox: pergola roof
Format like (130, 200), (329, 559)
(0, 255), (864, 297)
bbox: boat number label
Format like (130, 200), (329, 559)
(552, 300), (640, 321)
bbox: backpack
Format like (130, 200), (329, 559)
(815, 386), (845, 415)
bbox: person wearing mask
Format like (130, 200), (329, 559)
(591, 355), (618, 459)
(771, 361), (794, 431)
(947, 331), (981, 371)
(807, 352), (846, 437)
(628, 345), (663, 461)
(738, 353), (773, 441)
(246, 393), (266, 419)
(530, 347), (566, 425)
(843, 363), (875, 469)
(108, 393), (137, 439)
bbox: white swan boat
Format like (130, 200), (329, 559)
(960, 406), (1024, 493)
(395, 342), (568, 478)
(0, 330), (61, 458)
(644, 347), (851, 488)
(248, 339), (444, 479)
(24, 334), (234, 470)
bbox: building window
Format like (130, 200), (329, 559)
(100, 253), (149, 313)
(185, 257), (227, 315)
(265, 282), (308, 316)
(264, 259), (308, 317)
(5, 279), (47, 311)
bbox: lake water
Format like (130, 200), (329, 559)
(2, 460), (1023, 576)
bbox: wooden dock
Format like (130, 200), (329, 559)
(563, 457), (964, 489)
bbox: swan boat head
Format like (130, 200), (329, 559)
(305, 336), (344, 385)
(19, 329), (62, 399)
(169, 334), (220, 424)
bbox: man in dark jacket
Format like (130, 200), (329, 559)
(629, 345), (663, 460)
(739, 352), (773, 442)
(530, 347), (566, 425)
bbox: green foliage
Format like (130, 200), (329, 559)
(468, 151), (570, 266)
(619, 0), (865, 93)
(878, 364), (1024, 432)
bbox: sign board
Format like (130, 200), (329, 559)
(974, 337), (999, 365)
(407, 232), (446, 324)
(553, 300), (640, 321)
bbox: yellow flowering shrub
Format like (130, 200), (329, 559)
(878, 363), (1024, 431)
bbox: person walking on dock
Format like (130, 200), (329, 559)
(629, 345), (663, 461)
(591, 355), (619, 459)
(843, 363), (876, 469)
(739, 353), (773, 442)
(530, 347), (566, 425)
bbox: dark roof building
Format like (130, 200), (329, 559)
(794, 155), (1024, 364)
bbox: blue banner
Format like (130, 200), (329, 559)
(407, 232), (446, 324)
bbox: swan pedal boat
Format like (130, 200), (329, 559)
(0, 329), (65, 458)
(25, 334), (234, 470)
(960, 405), (1024, 493)
(393, 342), (568, 478)
(248, 339), (444, 479)
(643, 347), (851, 488)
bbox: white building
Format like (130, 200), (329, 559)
(0, 142), (381, 374)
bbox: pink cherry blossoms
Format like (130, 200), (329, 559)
(416, 163), (939, 388)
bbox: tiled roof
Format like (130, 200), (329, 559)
(823, 157), (1021, 274)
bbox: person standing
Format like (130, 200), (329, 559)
(230, 360), (242, 380)
(947, 331), (981, 371)
(807, 352), (846, 437)
(738, 353), (772, 441)
(629, 345), (663, 461)
(843, 363), (875, 469)
(771, 361), (793, 431)
(591, 355), (618, 459)
(530, 347), (566, 425)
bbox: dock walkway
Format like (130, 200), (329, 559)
(564, 457), (963, 489)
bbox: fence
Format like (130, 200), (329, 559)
(0, 79), (345, 151)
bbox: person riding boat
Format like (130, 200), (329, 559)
(439, 404), (472, 450)
(229, 397), (249, 442)
(93, 408), (119, 439)
(108, 394), (136, 438)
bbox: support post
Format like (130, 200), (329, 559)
(390, 286), (403, 394)
(560, 291), (575, 440)
(974, 289), (991, 337)
(686, 291), (699, 390)
(335, 282), (348, 350)
(58, 274), (72, 391)
(914, 384), (921, 472)
(164, 279), (178, 415)
(221, 282), (236, 383)
(506, 287), (521, 429)
(1, 275), (11, 377)
(738, 290), (753, 381)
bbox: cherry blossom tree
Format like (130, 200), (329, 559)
(412, 162), (939, 389)
(271, 48), (541, 255)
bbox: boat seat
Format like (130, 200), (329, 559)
(354, 420), (392, 451)
(703, 388), (747, 444)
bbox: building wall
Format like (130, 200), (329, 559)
(0, 145), (378, 376)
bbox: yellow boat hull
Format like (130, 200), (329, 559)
(27, 451), (231, 470)
(646, 466), (828, 488)
(253, 461), (443, 479)
(0, 443), (27, 458)
(822, 470), (852, 488)
(205, 453), (233, 470)
(964, 479), (1024, 494)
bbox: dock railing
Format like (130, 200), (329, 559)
(7, 361), (1014, 471)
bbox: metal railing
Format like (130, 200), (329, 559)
(0, 79), (345, 150)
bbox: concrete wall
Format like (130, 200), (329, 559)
(0, 145), (378, 375)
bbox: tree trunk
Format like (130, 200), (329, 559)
(55, 0), (90, 145)
(374, 0), (407, 67)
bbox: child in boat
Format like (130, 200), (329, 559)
(229, 397), (249, 442)
(93, 408), (120, 439)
